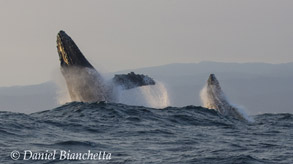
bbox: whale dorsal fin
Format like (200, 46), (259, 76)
(113, 72), (156, 90)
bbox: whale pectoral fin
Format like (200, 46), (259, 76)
(113, 72), (156, 90)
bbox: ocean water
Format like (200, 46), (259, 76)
(0, 102), (292, 164)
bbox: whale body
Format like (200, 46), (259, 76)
(57, 30), (155, 102)
(200, 74), (246, 121)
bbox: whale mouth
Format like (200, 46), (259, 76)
(57, 30), (93, 68)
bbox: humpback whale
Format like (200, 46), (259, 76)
(200, 74), (246, 121)
(57, 30), (155, 102)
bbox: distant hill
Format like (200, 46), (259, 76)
(0, 62), (292, 114)
(0, 82), (58, 113)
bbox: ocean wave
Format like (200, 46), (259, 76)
(0, 102), (293, 163)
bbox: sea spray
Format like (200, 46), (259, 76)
(52, 69), (71, 105)
(118, 81), (170, 108)
(55, 67), (111, 104)
(60, 67), (110, 102)
(56, 67), (170, 108)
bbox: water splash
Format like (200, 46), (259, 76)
(61, 67), (110, 102)
(55, 68), (170, 108)
(118, 81), (170, 108)
(53, 69), (71, 105)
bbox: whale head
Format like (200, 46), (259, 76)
(57, 30), (93, 68)
(55, 30), (159, 103)
(207, 74), (220, 86)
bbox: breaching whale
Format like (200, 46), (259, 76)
(200, 74), (246, 121)
(57, 30), (155, 102)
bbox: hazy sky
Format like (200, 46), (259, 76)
(0, 0), (293, 86)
